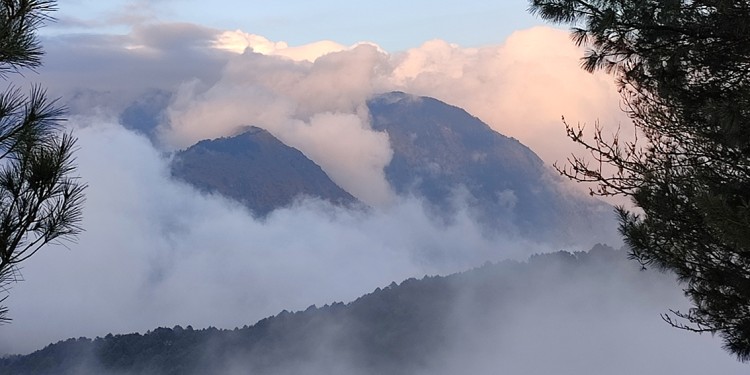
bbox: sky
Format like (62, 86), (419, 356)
(3, 1), (744, 372)
(52, 1), (542, 51)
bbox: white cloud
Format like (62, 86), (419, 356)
(161, 43), (396, 205)
(150, 26), (631, 206)
(390, 27), (631, 166)
(213, 30), (350, 62)
(0, 120), (540, 355)
(37, 24), (633, 205)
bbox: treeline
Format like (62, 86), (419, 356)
(0, 245), (663, 375)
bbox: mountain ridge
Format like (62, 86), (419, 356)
(170, 126), (358, 216)
(1, 245), (665, 375)
(168, 91), (617, 244)
(368, 91), (617, 244)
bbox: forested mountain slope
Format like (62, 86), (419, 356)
(2, 245), (724, 375)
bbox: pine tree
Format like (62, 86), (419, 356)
(528, 0), (750, 360)
(0, 0), (86, 322)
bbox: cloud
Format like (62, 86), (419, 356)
(0, 119), (542, 355)
(213, 30), (350, 62)
(0, 23), (646, 350)
(33, 23), (633, 205)
(31, 23), (227, 120)
(151, 26), (629, 205)
(0, 25), (739, 374)
(161, 43), (396, 205)
(390, 27), (631, 166)
(51, 0), (162, 31)
(423, 256), (748, 375)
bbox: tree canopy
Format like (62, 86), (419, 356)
(0, 0), (86, 322)
(528, 0), (750, 360)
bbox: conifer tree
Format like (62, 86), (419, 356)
(528, 0), (750, 360)
(0, 0), (86, 322)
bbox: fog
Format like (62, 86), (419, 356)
(423, 256), (748, 375)
(205, 248), (748, 375)
(0, 120), (552, 355)
(0, 21), (742, 373)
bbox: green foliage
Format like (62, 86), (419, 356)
(0, 0), (86, 323)
(0, 0), (57, 78)
(529, 0), (750, 360)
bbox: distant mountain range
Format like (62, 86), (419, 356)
(160, 91), (616, 243)
(0, 245), (674, 375)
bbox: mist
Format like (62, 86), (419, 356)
(0, 20), (739, 374)
(426, 255), (745, 374)
(0, 119), (554, 355)
(206, 249), (748, 375)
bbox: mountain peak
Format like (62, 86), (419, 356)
(171, 127), (357, 216)
(367, 91), (617, 244)
(369, 91), (511, 142)
(231, 125), (271, 137)
(368, 90), (420, 105)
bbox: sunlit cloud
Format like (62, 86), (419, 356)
(213, 30), (353, 63)
(0, 21), (720, 372)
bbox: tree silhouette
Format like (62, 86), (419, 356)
(528, 0), (750, 360)
(0, 0), (86, 323)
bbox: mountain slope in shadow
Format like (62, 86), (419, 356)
(170, 126), (357, 216)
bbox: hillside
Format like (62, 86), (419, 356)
(120, 92), (619, 245)
(165, 91), (617, 243)
(170, 126), (357, 216)
(368, 91), (617, 243)
(0, 245), (698, 375)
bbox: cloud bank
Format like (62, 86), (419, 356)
(0, 120), (546, 355)
(0, 23), (656, 358)
(36, 23), (630, 205)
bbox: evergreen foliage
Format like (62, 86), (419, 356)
(0, 0), (86, 322)
(0, 246), (665, 375)
(528, 0), (750, 360)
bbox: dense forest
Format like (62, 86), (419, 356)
(0, 245), (687, 375)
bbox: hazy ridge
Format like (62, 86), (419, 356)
(1, 245), (702, 375)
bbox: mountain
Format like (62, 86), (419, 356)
(367, 91), (617, 243)
(119, 90), (615, 241)
(119, 89), (172, 140)
(170, 126), (357, 216)
(0, 245), (684, 375)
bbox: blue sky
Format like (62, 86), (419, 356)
(53, 0), (545, 51)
